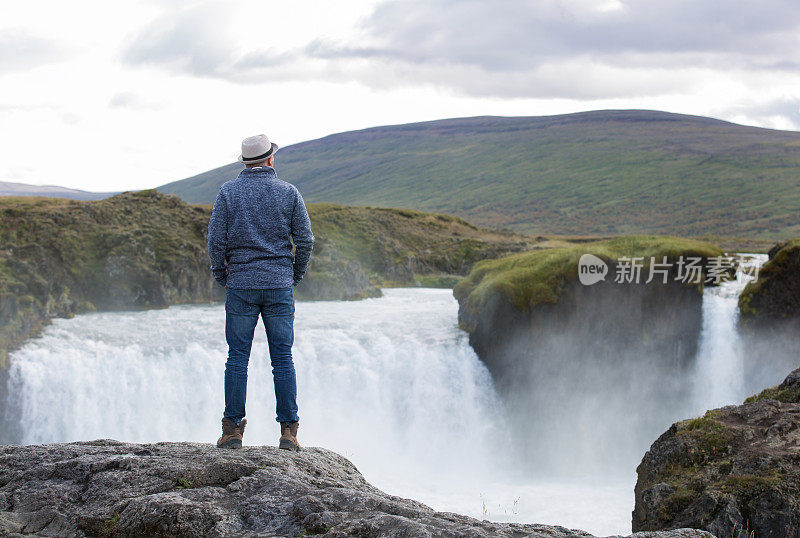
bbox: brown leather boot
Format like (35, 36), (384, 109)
(279, 421), (301, 451)
(217, 417), (247, 449)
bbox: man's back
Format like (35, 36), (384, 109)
(207, 166), (314, 290)
(210, 133), (313, 452)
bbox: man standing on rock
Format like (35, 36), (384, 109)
(208, 134), (314, 451)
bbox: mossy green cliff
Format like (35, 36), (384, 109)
(0, 191), (220, 370)
(454, 235), (722, 325)
(738, 238), (800, 327)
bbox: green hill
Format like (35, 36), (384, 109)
(158, 110), (800, 239)
(0, 180), (116, 200)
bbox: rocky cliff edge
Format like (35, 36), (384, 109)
(0, 440), (713, 538)
(634, 367), (800, 536)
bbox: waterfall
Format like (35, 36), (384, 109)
(690, 254), (770, 412)
(4, 290), (509, 476)
(1, 288), (634, 534)
(2, 258), (789, 536)
(5, 291), (554, 524)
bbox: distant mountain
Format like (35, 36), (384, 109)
(158, 110), (800, 238)
(0, 181), (115, 201)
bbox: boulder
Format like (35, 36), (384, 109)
(633, 367), (800, 537)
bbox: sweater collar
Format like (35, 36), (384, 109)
(238, 166), (277, 180)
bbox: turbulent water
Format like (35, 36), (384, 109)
(3, 260), (791, 535)
(689, 254), (792, 412)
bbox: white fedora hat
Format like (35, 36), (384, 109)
(238, 134), (279, 164)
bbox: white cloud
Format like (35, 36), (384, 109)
(0, 30), (64, 73)
(108, 92), (163, 110)
(120, 1), (236, 78)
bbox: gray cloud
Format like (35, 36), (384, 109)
(727, 97), (800, 130)
(308, 0), (800, 86)
(108, 92), (162, 110)
(120, 2), (235, 78)
(345, 0), (800, 65)
(0, 30), (63, 74)
(120, 0), (800, 101)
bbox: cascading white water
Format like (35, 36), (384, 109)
(2, 260), (789, 536)
(690, 254), (769, 412)
(6, 290), (507, 470)
(3, 288), (632, 535)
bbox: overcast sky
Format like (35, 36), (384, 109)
(2, 0), (800, 191)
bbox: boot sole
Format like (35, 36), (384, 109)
(217, 439), (242, 449)
(279, 439), (301, 451)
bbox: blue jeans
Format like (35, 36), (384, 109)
(223, 287), (298, 424)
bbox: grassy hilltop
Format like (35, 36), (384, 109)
(159, 110), (800, 239)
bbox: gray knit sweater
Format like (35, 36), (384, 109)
(207, 166), (314, 289)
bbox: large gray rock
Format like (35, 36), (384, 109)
(633, 367), (800, 537)
(0, 440), (711, 537)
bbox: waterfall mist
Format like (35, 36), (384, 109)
(474, 255), (793, 479)
(500, 331), (698, 478)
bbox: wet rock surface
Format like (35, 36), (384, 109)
(634, 367), (800, 537)
(0, 440), (712, 537)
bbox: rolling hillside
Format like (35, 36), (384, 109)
(159, 110), (800, 238)
(0, 181), (115, 200)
